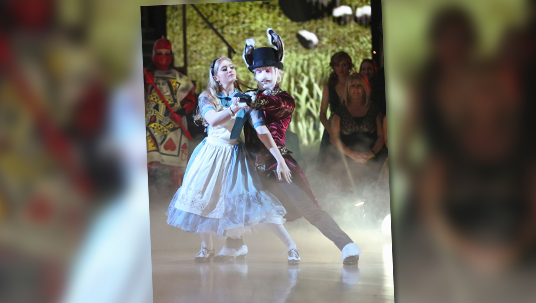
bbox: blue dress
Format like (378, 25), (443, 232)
(166, 90), (287, 237)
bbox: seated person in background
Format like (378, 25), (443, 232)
(329, 73), (387, 192)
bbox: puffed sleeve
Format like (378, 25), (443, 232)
(249, 90), (295, 120)
(198, 92), (216, 117)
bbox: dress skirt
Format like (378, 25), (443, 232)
(166, 136), (287, 237)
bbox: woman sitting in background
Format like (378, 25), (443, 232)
(329, 73), (387, 191)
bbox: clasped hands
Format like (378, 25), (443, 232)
(229, 97), (249, 114)
(349, 151), (375, 163)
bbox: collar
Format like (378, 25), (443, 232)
(216, 89), (239, 107)
(216, 89), (239, 99)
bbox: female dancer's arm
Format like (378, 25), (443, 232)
(319, 85), (331, 134)
(330, 115), (367, 163)
(255, 125), (292, 183)
(201, 95), (247, 127)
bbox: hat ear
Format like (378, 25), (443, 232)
(267, 28), (284, 62)
(243, 38), (255, 69)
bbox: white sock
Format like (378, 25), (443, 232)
(200, 233), (213, 250)
(263, 223), (297, 250)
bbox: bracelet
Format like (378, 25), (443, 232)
(228, 107), (235, 116)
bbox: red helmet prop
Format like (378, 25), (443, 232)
(152, 36), (173, 70)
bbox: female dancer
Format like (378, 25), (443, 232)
(166, 57), (300, 264)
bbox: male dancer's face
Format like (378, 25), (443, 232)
(254, 66), (277, 90)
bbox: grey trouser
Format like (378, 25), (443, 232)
(273, 181), (354, 251)
(226, 181), (354, 251)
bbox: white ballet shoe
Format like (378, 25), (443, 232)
(341, 243), (361, 265)
(214, 245), (248, 263)
(288, 248), (300, 265)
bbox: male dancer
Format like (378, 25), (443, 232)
(214, 29), (360, 265)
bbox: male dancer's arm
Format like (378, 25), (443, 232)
(250, 90), (295, 120)
(255, 125), (292, 183)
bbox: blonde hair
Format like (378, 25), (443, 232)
(342, 73), (370, 107)
(194, 57), (251, 126)
(255, 67), (284, 90)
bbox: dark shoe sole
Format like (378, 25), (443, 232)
(194, 256), (213, 263)
(194, 252), (215, 263)
(343, 256), (359, 265)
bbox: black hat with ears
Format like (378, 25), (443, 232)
(243, 28), (285, 72)
(247, 47), (283, 72)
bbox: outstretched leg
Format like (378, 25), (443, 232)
(269, 181), (361, 264)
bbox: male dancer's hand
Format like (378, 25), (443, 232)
(276, 160), (292, 183)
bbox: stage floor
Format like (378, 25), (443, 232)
(149, 183), (394, 303)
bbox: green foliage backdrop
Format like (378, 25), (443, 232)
(167, 0), (371, 145)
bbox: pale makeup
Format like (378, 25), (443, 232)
(254, 66), (277, 90)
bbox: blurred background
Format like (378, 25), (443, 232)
(0, 0), (535, 302)
(384, 0), (536, 302)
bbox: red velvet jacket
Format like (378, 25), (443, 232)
(244, 84), (320, 220)
(245, 84), (294, 155)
